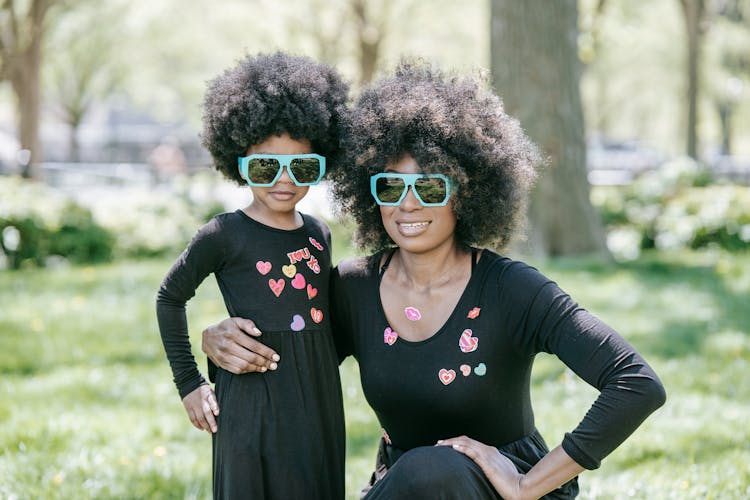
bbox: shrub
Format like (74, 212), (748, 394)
(591, 157), (750, 259)
(0, 177), (116, 269)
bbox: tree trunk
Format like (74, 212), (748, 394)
(490, 0), (608, 257)
(680, 0), (705, 160)
(12, 51), (42, 177)
(1, 0), (52, 179)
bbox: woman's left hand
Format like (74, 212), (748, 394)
(437, 435), (524, 500)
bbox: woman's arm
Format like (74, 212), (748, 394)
(438, 437), (583, 500)
(201, 317), (279, 374)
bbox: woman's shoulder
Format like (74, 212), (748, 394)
(479, 249), (554, 290)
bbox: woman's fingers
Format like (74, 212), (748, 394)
(202, 317), (280, 374)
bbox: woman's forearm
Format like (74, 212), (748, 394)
(518, 445), (584, 500)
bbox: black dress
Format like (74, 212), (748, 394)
(331, 249), (666, 499)
(157, 210), (345, 500)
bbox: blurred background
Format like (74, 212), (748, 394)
(1, 0), (749, 499)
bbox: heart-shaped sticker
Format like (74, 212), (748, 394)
(459, 329), (478, 353)
(438, 368), (456, 385)
(310, 307), (323, 323)
(383, 327), (398, 345)
(255, 261), (272, 275)
(307, 284), (318, 299)
(467, 307), (481, 319)
(460, 364), (471, 376)
(290, 314), (305, 331)
(291, 273), (306, 289)
(268, 278), (285, 297)
(474, 363), (487, 376)
(282, 264), (297, 278)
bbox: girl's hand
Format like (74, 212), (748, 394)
(437, 436), (524, 500)
(201, 317), (280, 374)
(182, 384), (219, 434)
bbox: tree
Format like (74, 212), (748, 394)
(0, 0), (57, 177)
(679, 0), (707, 159)
(44, 2), (125, 161)
(490, 0), (608, 257)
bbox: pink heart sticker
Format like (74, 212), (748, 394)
(438, 368), (456, 385)
(310, 307), (323, 323)
(404, 307), (422, 321)
(460, 364), (471, 376)
(309, 237), (324, 251)
(467, 307), (481, 319)
(383, 327), (398, 345)
(307, 284), (318, 299)
(290, 314), (305, 331)
(459, 329), (479, 353)
(255, 261), (272, 275)
(291, 273), (306, 289)
(268, 278), (285, 297)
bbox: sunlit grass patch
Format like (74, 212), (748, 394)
(1, 249), (749, 498)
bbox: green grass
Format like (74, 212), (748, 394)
(1, 244), (749, 499)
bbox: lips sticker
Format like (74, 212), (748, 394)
(268, 278), (285, 297)
(438, 368), (456, 385)
(467, 307), (481, 319)
(255, 261), (272, 275)
(384, 327), (398, 345)
(404, 307), (422, 321)
(459, 329), (478, 353)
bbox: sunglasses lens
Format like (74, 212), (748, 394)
(375, 176), (407, 203)
(289, 157), (322, 184)
(414, 177), (448, 204)
(247, 158), (281, 184)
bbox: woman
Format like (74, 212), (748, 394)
(202, 62), (666, 499)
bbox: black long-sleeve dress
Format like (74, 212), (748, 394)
(331, 249), (666, 499)
(156, 210), (345, 500)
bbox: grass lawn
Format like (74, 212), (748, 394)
(1, 242), (749, 499)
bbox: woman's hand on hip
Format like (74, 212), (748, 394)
(437, 435), (524, 500)
(201, 317), (279, 374)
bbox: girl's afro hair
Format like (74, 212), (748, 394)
(330, 60), (541, 251)
(201, 52), (349, 184)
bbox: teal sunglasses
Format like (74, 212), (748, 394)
(370, 173), (453, 206)
(238, 154), (326, 187)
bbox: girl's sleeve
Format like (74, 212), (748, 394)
(156, 218), (226, 399)
(502, 263), (667, 470)
(330, 262), (357, 364)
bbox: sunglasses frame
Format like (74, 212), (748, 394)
(370, 173), (453, 207)
(237, 153), (326, 187)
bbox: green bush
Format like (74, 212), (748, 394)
(0, 177), (115, 269)
(592, 157), (750, 259)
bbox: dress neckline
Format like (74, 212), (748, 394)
(374, 248), (484, 347)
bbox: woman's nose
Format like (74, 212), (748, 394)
(399, 186), (421, 211)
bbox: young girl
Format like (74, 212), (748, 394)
(155, 52), (348, 499)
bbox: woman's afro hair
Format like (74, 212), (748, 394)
(330, 60), (541, 251)
(201, 52), (349, 184)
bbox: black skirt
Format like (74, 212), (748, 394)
(361, 429), (579, 500)
(211, 329), (345, 500)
